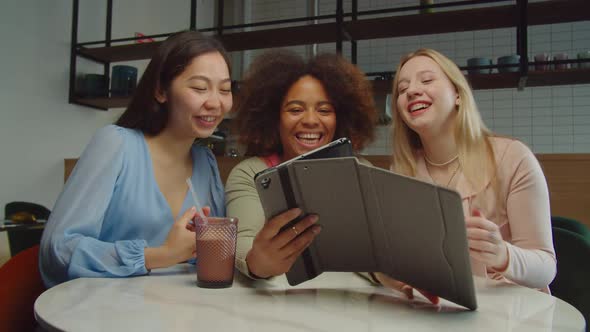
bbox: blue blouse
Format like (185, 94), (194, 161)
(39, 125), (225, 288)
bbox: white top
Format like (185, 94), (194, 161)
(34, 264), (585, 332)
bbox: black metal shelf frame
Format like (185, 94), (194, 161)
(69, 0), (200, 110)
(69, 0), (588, 110)
(69, 0), (515, 110)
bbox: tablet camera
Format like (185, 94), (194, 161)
(260, 177), (271, 189)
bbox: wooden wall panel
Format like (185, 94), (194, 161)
(536, 154), (590, 228)
(64, 154), (590, 228)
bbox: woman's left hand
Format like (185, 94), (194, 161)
(465, 209), (509, 271)
(373, 273), (439, 304)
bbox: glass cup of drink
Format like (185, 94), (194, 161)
(194, 216), (238, 288)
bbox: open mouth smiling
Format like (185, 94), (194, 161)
(296, 132), (324, 145)
(409, 102), (431, 113)
(196, 115), (218, 123)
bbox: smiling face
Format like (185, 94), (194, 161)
(156, 51), (232, 139)
(279, 75), (337, 161)
(395, 55), (459, 138)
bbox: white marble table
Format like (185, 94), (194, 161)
(35, 264), (585, 332)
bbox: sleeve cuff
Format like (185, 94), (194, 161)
(489, 241), (513, 277)
(236, 256), (275, 281)
(115, 239), (149, 275)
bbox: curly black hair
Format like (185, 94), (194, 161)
(233, 49), (377, 156)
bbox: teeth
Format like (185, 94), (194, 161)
(199, 116), (216, 122)
(410, 103), (430, 112)
(296, 133), (321, 139)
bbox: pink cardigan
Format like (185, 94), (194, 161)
(413, 137), (556, 291)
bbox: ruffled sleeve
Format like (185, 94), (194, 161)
(39, 125), (149, 288)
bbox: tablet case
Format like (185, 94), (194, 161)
(255, 157), (477, 310)
(253, 138), (353, 283)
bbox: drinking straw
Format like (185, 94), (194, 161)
(186, 177), (208, 223)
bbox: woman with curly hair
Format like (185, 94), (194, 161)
(225, 49), (378, 279)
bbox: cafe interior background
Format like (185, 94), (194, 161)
(1, 0), (589, 266)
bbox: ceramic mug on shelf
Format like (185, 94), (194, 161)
(553, 53), (569, 70)
(111, 65), (138, 97)
(534, 53), (551, 71)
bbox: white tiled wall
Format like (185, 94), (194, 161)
(245, 0), (590, 155)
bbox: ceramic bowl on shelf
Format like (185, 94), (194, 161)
(466, 57), (493, 74)
(497, 55), (520, 73)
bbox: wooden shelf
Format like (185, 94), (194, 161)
(73, 96), (130, 110)
(528, 0), (590, 25)
(468, 72), (521, 90)
(220, 22), (340, 52)
(527, 68), (590, 87)
(75, 68), (590, 110)
(370, 69), (590, 95)
(74, 67), (590, 110)
(78, 22), (341, 62)
(78, 42), (161, 62)
(75, 0), (590, 64)
(348, 0), (589, 41)
(347, 5), (517, 41)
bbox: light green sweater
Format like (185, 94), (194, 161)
(225, 157), (269, 278)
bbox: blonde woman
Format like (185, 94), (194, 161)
(375, 49), (556, 298)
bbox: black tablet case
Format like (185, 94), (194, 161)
(254, 157), (477, 310)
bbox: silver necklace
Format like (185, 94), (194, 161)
(426, 161), (461, 187)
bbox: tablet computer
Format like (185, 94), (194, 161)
(254, 137), (352, 183)
(255, 156), (477, 310)
(254, 138), (353, 284)
(254, 137), (352, 215)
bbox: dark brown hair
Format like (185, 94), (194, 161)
(233, 49), (377, 156)
(116, 30), (231, 135)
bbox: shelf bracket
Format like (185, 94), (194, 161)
(336, 0), (343, 54)
(190, 0), (196, 30)
(68, 0), (79, 105)
(351, 0), (358, 63)
(517, 76), (528, 91)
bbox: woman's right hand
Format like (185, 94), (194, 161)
(246, 208), (321, 278)
(145, 206), (206, 270)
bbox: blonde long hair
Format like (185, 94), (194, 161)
(391, 48), (495, 191)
